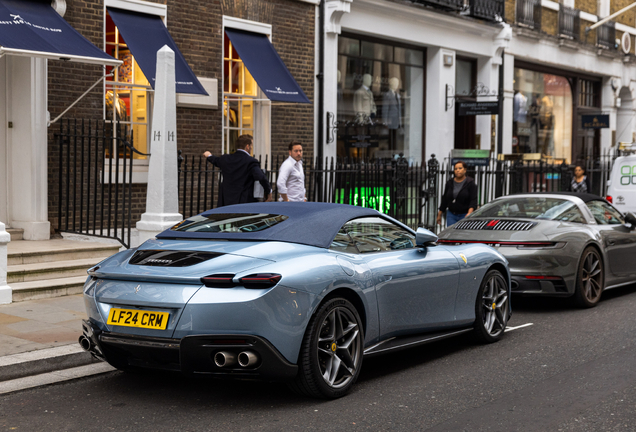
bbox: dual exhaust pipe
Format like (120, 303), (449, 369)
(79, 335), (92, 352)
(214, 350), (259, 368)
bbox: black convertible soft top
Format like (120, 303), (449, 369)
(156, 202), (406, 249)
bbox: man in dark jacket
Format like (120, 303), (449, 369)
(436, 161), (478, 227)
(203, 135), (272, 206)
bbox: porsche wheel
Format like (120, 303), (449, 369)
(473, 270), (509, 343)
(573, 247), (604, 308)
(289, 298), (363, 399)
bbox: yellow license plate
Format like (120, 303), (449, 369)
(107, 308), (170, 330)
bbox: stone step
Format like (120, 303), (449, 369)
(7, 257), (108, 284)
(6, 228), (23, 241)
(8, 239), (120, 266)
(10, 276), (88, 302)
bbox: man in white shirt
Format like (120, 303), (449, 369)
(277, 142), (306, 202)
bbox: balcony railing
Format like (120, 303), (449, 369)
(596, 21), (616, 49)
(516, 0), (541, 30)
(558, 6), (580, 40)
(412, 0), (464, 12)
(470, 0), (504, 21)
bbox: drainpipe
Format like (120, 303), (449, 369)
(316, 0), (325, 200)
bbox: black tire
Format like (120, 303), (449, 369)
(288, 297), (364, 399)
(573, 246), (604, 308)
(473, 269), (509, 343)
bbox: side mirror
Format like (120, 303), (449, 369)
(624, 212), (636, 228)
(415, 227), (438, 246)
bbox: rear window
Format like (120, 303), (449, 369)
(470, 197), (585, 222)
(171, 213), (288, 233)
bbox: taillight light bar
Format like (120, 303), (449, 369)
(240, 273), (282, 289)
(437, 239), (562, 248)
(201, 274), (236, 288)
(525, 275), (562, 281)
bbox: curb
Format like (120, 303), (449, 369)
(0, 344), (99, 382)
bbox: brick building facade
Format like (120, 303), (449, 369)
(25, 0), (315, 240)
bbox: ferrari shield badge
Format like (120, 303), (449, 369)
(459, 253), (467, 264)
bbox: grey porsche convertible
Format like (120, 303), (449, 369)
(80, 202), (511, 398)
(438, 192), (636, 308)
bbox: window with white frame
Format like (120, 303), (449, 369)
(222, 18), (272, 158)
(103, 1), (166, 160)
(223, 34), (256, 154)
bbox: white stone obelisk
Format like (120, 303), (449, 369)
(0, 221), (11, 304)
(136, 46), (183, 245)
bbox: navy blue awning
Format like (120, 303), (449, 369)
(0, 0), (118, 65)
(225, 29), (310, 104)
(107, 7), (207, 95)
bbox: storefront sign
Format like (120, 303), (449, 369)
(581, 115), (609, 129)
(451, 149), (490, 166)
(457, 101), (500, 116)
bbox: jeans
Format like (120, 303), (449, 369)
(446, 211), (467, 227)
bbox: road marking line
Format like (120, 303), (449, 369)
(505, 323), (534, 332)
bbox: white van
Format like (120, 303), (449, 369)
(606, 153), (636, 214)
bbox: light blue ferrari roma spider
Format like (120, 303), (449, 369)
(80, 202), (511, 398)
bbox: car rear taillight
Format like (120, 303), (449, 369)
(240, 273), (282, 289)
(201, 274), (236, 288)
(437, 240), (564, 249)
(525, 275), (562, 281)
(606, 195), (613, 203)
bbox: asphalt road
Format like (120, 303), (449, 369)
(2, 285), (636, 432)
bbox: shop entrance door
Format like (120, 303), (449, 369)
(575, 115), (600, 165)
(454, 57), (477, 150)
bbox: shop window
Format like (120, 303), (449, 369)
(223, 33), (257, 154)
(104, 11), (152, 160)
(337, 35), (425, 162)
(513, 68), (573, 163)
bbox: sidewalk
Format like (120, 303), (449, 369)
(0, 294), (112, 393)
(0, 294), (86, 356)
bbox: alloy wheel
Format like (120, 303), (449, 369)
(481, 273), (508, 338)
(581, 251), (603, 303)
(317, 306), (362, 389)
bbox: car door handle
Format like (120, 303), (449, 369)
(607, 240), (616, 246)
(381, 275), (392, 282)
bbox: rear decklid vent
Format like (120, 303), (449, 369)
(453, 220), (536, 231)
(129, 250), (224, 267)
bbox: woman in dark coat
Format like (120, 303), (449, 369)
(568, 165), (592, 194)
(436, 161), (478, 227)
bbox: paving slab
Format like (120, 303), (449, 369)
(0, 294), (87, 357)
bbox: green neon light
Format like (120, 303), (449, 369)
(335, 187), (391, 214)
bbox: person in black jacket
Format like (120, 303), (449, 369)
(568, 165), (592, 194)
(436, 161), (478, 227)
(203, 135), (272, 207)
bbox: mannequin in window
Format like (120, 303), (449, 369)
(383, 77), (402, 152)
(539, 95), (554, 156)
(353, 73), (376, 124)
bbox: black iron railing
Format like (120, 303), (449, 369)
(178, 153), (427, 230)
(178, 152), (617, 233)
(559, 6), (580, 40)
(516, 0), (541, 29)
(412, 0), (464, 11)
(55, 119), (135, 248)
(597, 21), (616, 49)
(470, 0), (504, 21)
